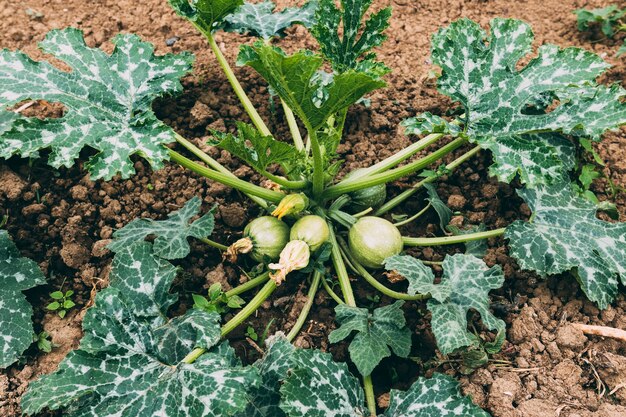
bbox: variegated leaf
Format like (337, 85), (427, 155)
(401, 112), (461, 136)
(384, 373), (490, 417)
(0, 29), (193, 180)
(329, 301), (411, 376)
(384, 255), (450, 301)
(506, 184), (626, 309)
(21, 243), (259, 416)
(0, 231), (46, 368)
(169, 0), (244, 31)
(108, 196), (215, 260)
(427, 18), (626, 186)
(223, 1), (318, 39)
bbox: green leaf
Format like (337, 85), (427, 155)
(447, 224), (488, 258)
(384, 373), (490, 417)
(63, 300), (75, 309)
(57, 310), (66, 319)
(384, 255), (450, 301)
(0, 29), (194, 180)
(401, 113), (461, 136)
(0, 111), (18, 135)
(0, 231), (46, 368)
(280, 348), (368, 417)
(46, 301), (60, 311)
(223, 1), (318, 39)
(50, 291), (64, 300)
(574, 6), (624, 37)
(506, 183), (626, 309)
(22, 243), (260, 416)
(424, 183), (452, 231)
(238, 42), (383, 131)
(427, 18), (626, 187)
(311, 0), (391, 75)
(211, 122), (300, 174)
(169, 0), (244, 32)
(108, 196), (215, 260)
(428, 254), (505, 355)
(329, 301), (411, 376)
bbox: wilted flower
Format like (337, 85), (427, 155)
(268, 240), (310, 285)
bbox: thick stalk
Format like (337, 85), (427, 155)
(225, 272), (270, 298)
(175, 134), (269, 209)
(363, 375), (377, 417)
(393, 203), (431, 227)
(281, 99), (305, 151)
(199, 237), (229, 251)
(375, 146), (481, 216)
(343, 133), (444, 181)
(328, 225), (357, 306)
(205, 32), (271, 137)
(286, 271), (322, 342)
(309, 129), (325, 198)
(183, 279), (278, 364)
(402, 227), (506, 247)
(323, 137), (466, 199)
(169, 149), (284, 203)
(338, 238), (430, 301)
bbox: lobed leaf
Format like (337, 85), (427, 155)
(211, 122), (301, 175)
(108, 196), (215, 260)
(384, 373), (490, 417)
(329, 301), (411, 376)
(401, 112), (461, 136)
(223, 1), (318, 39)
(0, 29), (194, 180)
(238, 42), (384, 131)
(447, 224), (488, 258)
(425, 18), (626, 187)
(22, 243), (260, 416)
(384, 255), (450, 300)
(311, 0), (391, 75)
(506, 183), (626, 309)
(169, 0), (244, 31)
(0, 231), (46, 368)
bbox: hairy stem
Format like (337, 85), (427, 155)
(323, 137), (466, 199)
(402, 227), (506, 246)
(281, 99), (305, 151)
(309, 129), (325, 198)
(169, 149), (284, 203)
(198, 237), (229, 251)
(175, 134), (269, 209)
(182, 279), (278, 364)
(225, 272), (270, 298)
(205, 32), (271, 137)
(286, 270), (322, 342)
(375, 146), (481, 215)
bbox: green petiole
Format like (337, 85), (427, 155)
(402, 227), (506, 247)
(199, 237), (229, 251)
(286, 270), (322, 342)
(225, 273), (271, 298)
(393, 203), (432, 227)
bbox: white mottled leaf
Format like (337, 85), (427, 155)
(108, 196), (215, 260)
(0, 230), (46, 368)
(384, 373), (490, 417)
(0, 29), (194, 180)
(21, 243), (259, 416)
(401, 113), (461, 136)
(506, 184), (626, 309)
(426, 18), (626, 186)
(223, 1), (318, 39)
(169, 0), (244, 31)
(329, 301), (411, 376)
(384, 255), (450, 300)
(428, 254), (505, 355)
(280, 348), (367, 417)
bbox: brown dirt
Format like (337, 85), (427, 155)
(1, 0), (626, 416)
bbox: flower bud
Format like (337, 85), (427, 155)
(271, 193), (309, 220)
(268, 240), (310, 285)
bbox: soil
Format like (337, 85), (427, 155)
(1, 0), (626, 416)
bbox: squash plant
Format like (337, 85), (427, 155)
(1, 0), (626, 415)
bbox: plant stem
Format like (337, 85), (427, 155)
(205, 32), (272, 137)
(199, 237), (228, 251)
(328, 225), (357, 307)
(175, 134), (270, 209)
(169, 149), (284, 203)
(363, 375), (377, 417)
(182, 279), (277, 365)
(281, 99), (305, 151)
(260, 170), (308, 190)
(323, 137), (466, 199)
(375, 146), (481, 216)
(321, 277), (345, 305)
(393, 203), (431, 227)
(344, 133), (444, 181)
(309, 129), (325, 198)
(402, 227), (506, 247)
(286, 271), (322, 342)
(338, 238), (430, 301)
(225, 272), (270, 298)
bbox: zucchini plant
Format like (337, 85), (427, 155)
(1, 0), (625, 416)
(574, 5), (625, 56)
